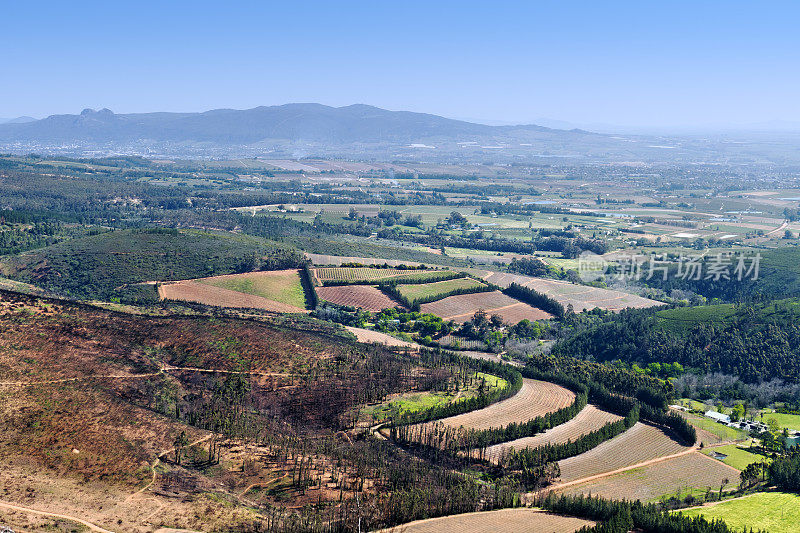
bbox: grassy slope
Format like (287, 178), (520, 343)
(200, 270), (307, 308)
(361, 372), (508, 423)
(0, 228), (303, 301)
(681, 492), (800, 533)
(703, 444), (766, 471)
(654, 297), (800, 334)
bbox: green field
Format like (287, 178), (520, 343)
(682, 412), (749, 444)
(760, 410), (800, 431)
(360, 372), (507, 424)
(396, 277), (486, 302)
(703, 444), (766, 471)
(680, 492), (800, 533)
(200, 270), (307, 308)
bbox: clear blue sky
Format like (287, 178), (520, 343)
(3, 1), (799, 129)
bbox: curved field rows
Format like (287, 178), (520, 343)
(483, 405), (624, 462)
(317, 285), (401, 311)
(420, 290), (552, 323)
(557, 423), (690, 483)
(159, 280), (308, 313)
(558, 451), (740, 502)
(475, 271), (659, 311)
(384, 508), (594, 533)
(432, 378), (575, 431)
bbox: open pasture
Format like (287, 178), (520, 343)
(556, 423), (690, 483)
(306, 253), (424, 267)
(483, 405), (623, 462)
(679, 491), (800, 533)
(559, 451), (739, 502)
(388, 508), (595, 533)
(317, 285), (401, 311)
(420, 290), (553, 323)
(431, 378), (574, 431)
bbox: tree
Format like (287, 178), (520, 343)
(174, 431), (190, 465)
(731, 403), (745, 422)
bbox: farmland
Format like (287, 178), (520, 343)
(559, 452), (740, 502)
(313, 266), (457, 285)
(703, 444), (766, 471)
(395, 277), (488, 304)
(678, 411), (749, 445)
(198, 269), (308, 308)
(159, 273), (309, 313)
(477, 271), (660, 311)
(431, 378), (575, 431)
(389, 508), (595, 533)
(680, 492), (800, 533)
(420, 290), (552, 323)
(556, 423), (690, 483)
(317, 284), (401, 311)
(484, 405), (623, 462)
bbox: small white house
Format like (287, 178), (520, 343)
(705, 410), (731, 424)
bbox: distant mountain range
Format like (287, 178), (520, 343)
(0, 104), (568, 144)
(0, 116), (36, 125)
(1, 103), (798, 164)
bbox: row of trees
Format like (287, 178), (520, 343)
(504, 282), (566, 317)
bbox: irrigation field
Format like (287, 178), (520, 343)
(396, 277), (486, 303)
(317, 285), (401, 311)
(483, 405), (623, 463)
(388, 508), (595, 533)
(556, 423), (690, 483)
(158, 270), (308, 313)
(420, 290), (552, 323)
(432, 378), (575, 431)
(559, 452), (740, 502)
(476, 271), (659, 311)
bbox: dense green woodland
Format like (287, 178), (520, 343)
(553, 301), (800, 383)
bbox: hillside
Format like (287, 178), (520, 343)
(0, 228), (304, 302)
(553, 298), (800, 383)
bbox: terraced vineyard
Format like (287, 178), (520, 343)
(556, 422), (690, 483)
(390, 508), (595, 533)
(482, 405), (623, 462)
(420, 290), (552, 323)
(431, 378), (575, 431)
(559, 451), (739, 502)
(317, 285), (401, 311)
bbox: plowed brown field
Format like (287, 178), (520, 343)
(159, 280), (307, 313)
(558, 451), (740, 502)
(431, 378), (574, 431)
(420, 290), (552, 323)
(556, 423), (690, 483)
(317, 285), (401, 311)
(483, 405), (623, 462)
(386, 508), (594, 533)
(476, 271), (659, 311)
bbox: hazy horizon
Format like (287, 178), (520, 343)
(4, 1), (800, 132)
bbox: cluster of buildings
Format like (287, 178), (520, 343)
(704, 410), (769, 433)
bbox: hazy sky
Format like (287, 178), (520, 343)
(3, 1), (799, 129)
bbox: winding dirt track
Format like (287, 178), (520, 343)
(0, 501), (115, 533)
(430, 378), (575, 431)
